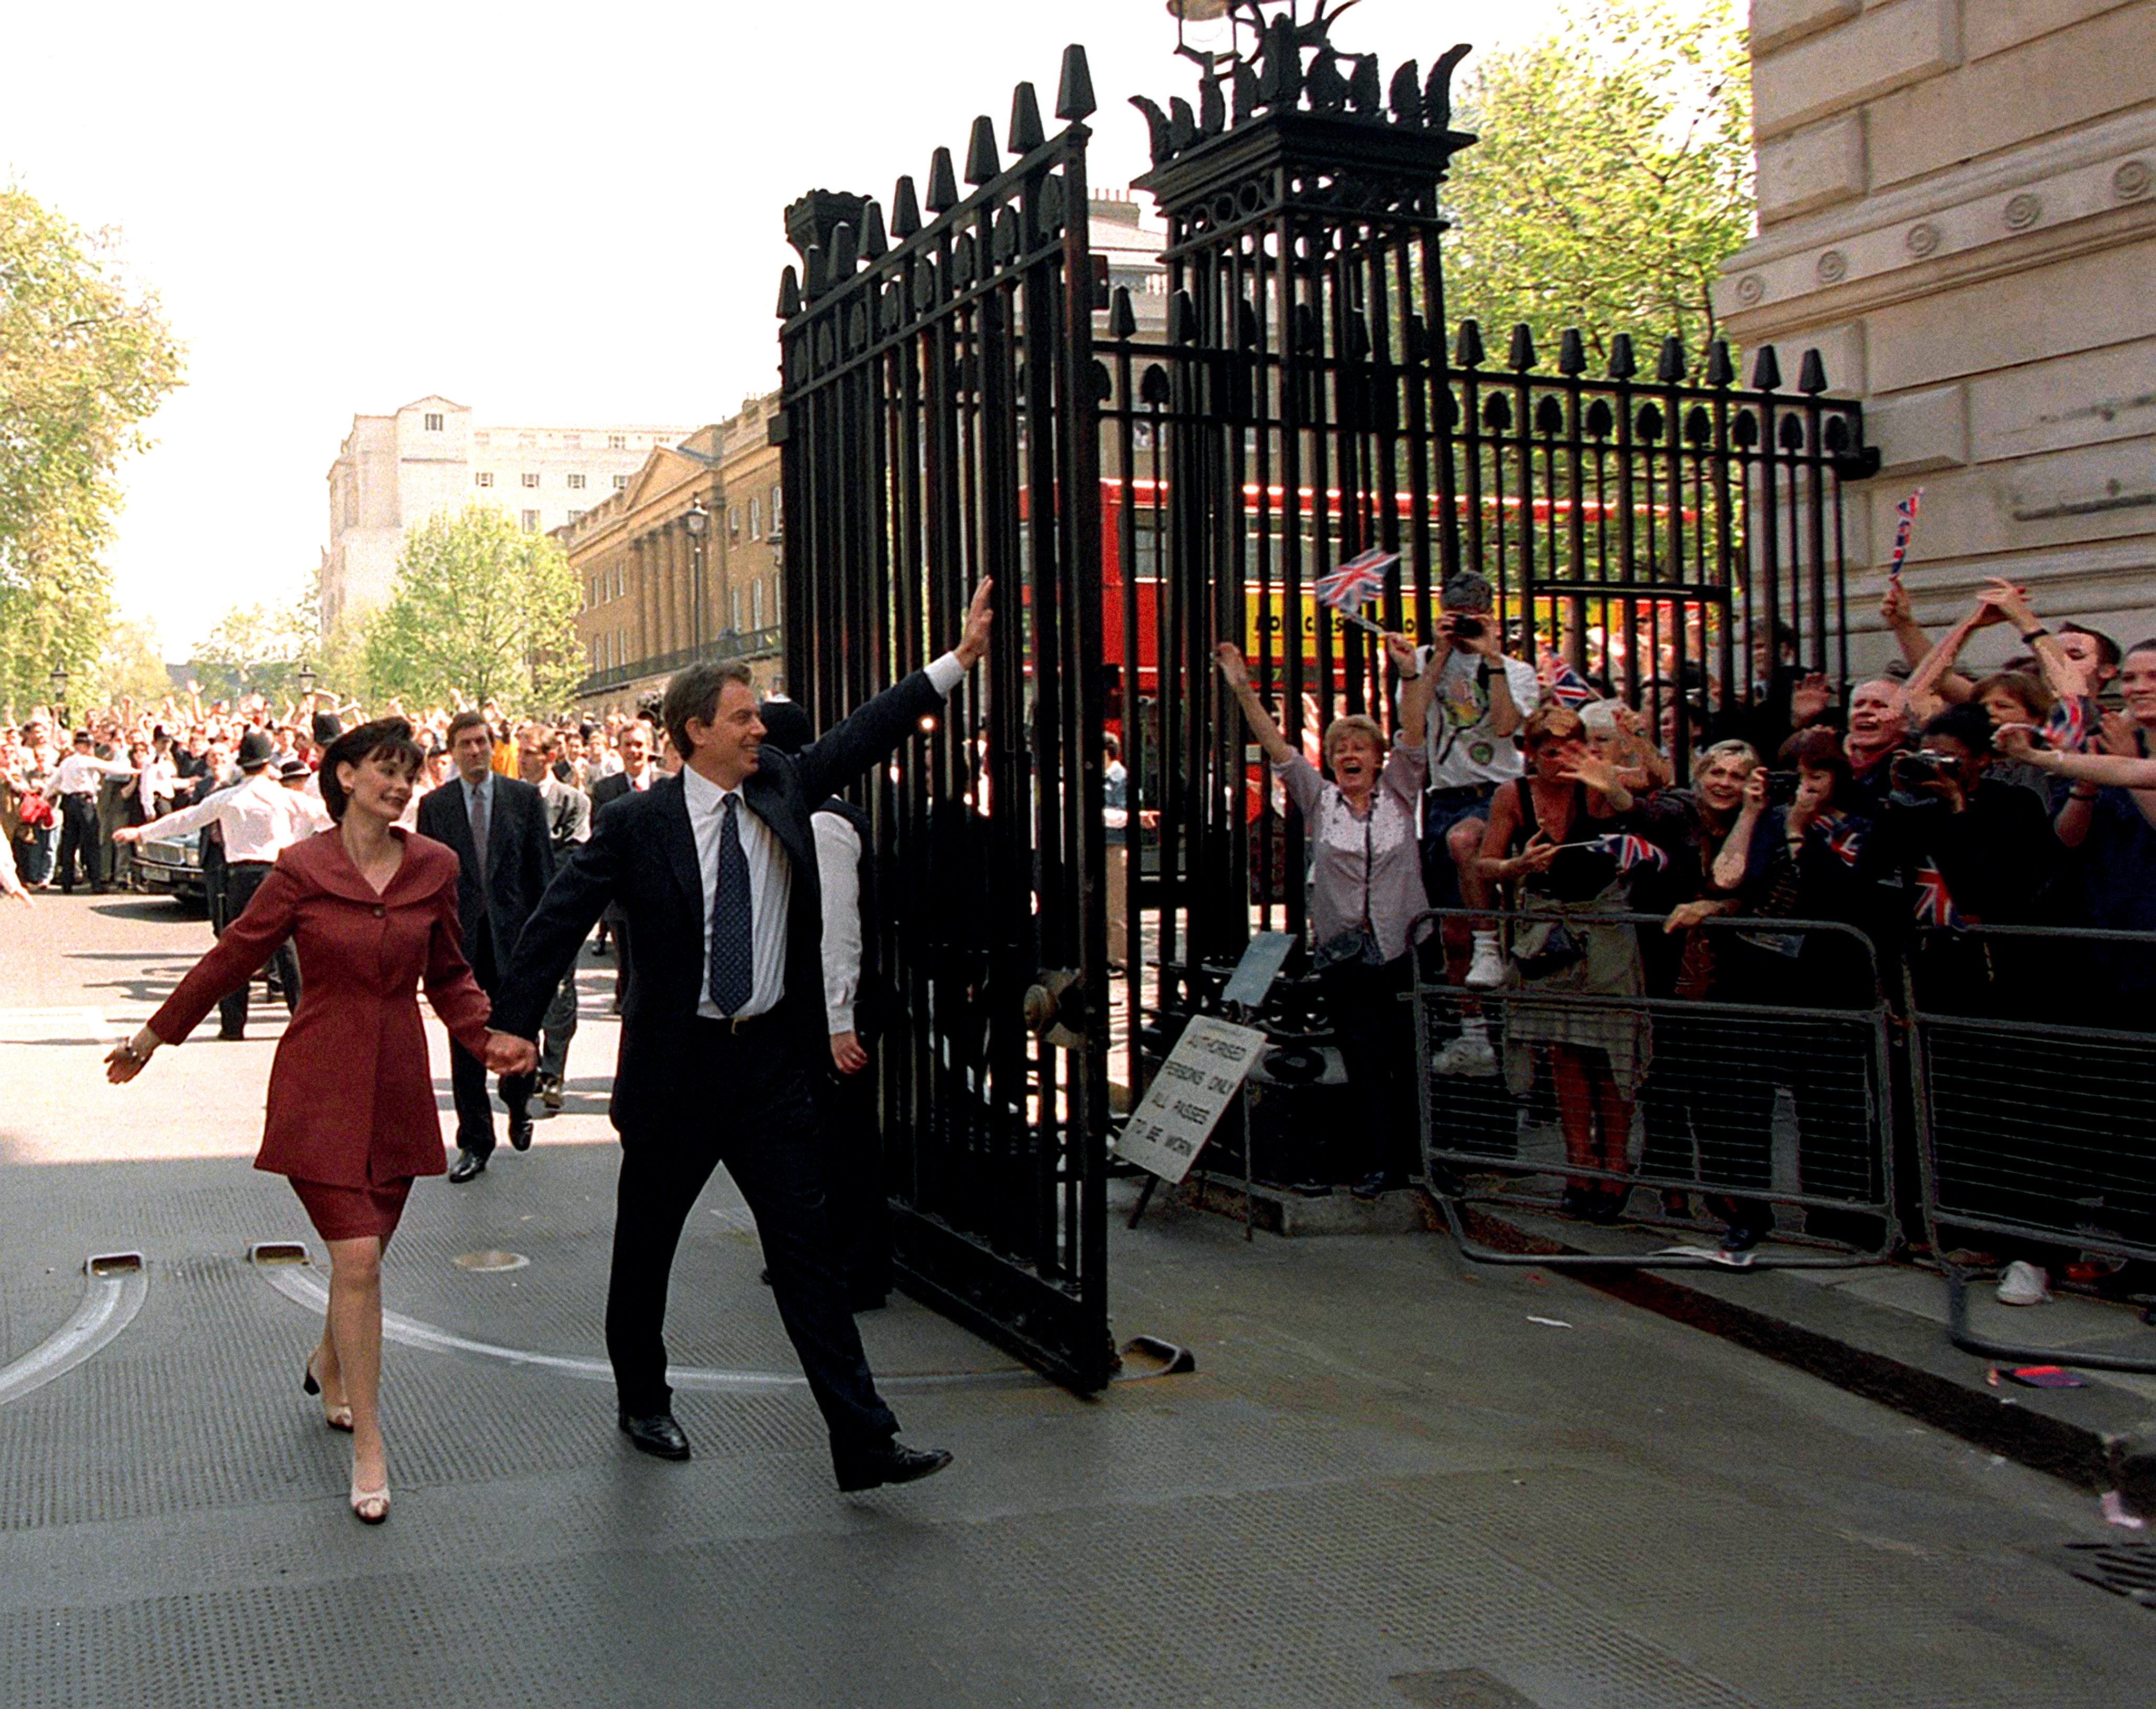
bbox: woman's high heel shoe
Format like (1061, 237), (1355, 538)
(350, 1478), (390, 1525)
(303, 1357), (354, 1432)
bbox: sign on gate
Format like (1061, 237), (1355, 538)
(1114, 1016), (1267, 1185)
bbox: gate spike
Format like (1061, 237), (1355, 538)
(1348, 55), (1382, 114)
(1008, 82), (1045, 154)
(1507, 323), (1536, 372)
(829, 223), (857, 282)
(1389, 60), (1423, 126)
(859, 200), (889, 261)
(1169, 291), (1199, 346)
(1167, 96), (1197, 155)
(1200, 65), (1226, 136)
(803, 244), (827, 299)
(1402, 313), (1429, 363)
(1108, 286), (1137, 342)
(776, 265), (801, 319)
(965, 116), (1000, 186)
(1454, 318), (1485, 368)
(1306, 53), (1349, 113)
(1751, 344), (1782, 389)
(1257, 15), (1301, 108)
(1348, 312), (1372, 360)
(925, 147), (959, 214)
(1237, 296), (1260, 348)
(1608, 333), (1637, 381)
(891, 175), (922, 238)
(1558, 328), (1586, 375)
(1055, 44), (1096, 123)
(1232, 62), (1261, 123)
(1705, 339), (1735, 386)
(1657, 335), (1687, 383)
(1798, 348), (1829, 394)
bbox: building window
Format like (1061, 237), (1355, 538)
(731, 587), (742, 632)
(522, 472), (540, 488)
(748, 498), (761, 541)
(769, 484), (782, 537)
(607, 433), (626, 449)
(613, 475), (628, 490)
(474, 472), (494, 488)
(752, 579), (764, 628)
(727, 506), (741, 544)
(566, 473), (586, 490)
(565, 433), (583, 448)
(568, 507), (586, 523)
(521, 509), (540, 533)
(424, 412), (444, 431)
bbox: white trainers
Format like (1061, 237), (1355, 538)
(1463, 940), (1506, 991)
(1996, 1260), (2050, 1306)
(1432, 1033), (1498, 1077)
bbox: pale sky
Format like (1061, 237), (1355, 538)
(4, 0), (1564, 657)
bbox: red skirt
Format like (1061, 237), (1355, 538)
(290, 1175), (413, 1242)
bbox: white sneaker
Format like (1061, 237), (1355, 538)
(1463, 941), (1506, 990)
(1996, 1261), (2050, 1306)
(1432, 1033), (1498, 1077)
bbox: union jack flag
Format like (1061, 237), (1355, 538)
(2041, 694), (2095, 754)
(1588, 832), (1670, 874)
(1913, 856), (1962, 928)
(1313, 547), (1396, 614)
(1819, 818), (1862, 868)
(1887, 487), (1924, 578)
(1546, 661), (1598, 709)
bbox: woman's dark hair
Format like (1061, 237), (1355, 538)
(1971, 669), (2051, 723)
(1779, 726), (1851, 792)
(1922, 702), (1994, 756)
(318, 718), (425, 821)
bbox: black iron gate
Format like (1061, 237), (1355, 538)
(1103, 9), (1873, 1098)
(774, 49), (1116, 1391)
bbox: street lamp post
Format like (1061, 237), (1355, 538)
(295, 661), (317, 698)
(48, 663), (68, 720)
(685, 498), (710, 656)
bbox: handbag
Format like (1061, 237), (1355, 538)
(1313, 808), (1388, 972)
(17, 791), (54, 831)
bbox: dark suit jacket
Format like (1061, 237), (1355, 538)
(493, 671), (944, 1140)
(415, 772), (555, 963)
(588, 769), (650, 816)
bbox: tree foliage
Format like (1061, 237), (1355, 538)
(0, 184), (185, 706)
(1440, 0), (1752, 365)
(361, 504), (581, 712)
(94, 615), (174, 707)
(189, 597), (315, 699)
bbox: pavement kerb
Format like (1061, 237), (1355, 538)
(1449, 1196), (2156, 1497)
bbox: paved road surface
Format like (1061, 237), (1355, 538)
(2, 890), (2150, 1706)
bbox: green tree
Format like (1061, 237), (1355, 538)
(1440, 0), (1752, 365)
(0, 184), (185, 705)
(361, 504), (580, 711)
(189, 597), (314, 699)
(93, 615), (174, 707)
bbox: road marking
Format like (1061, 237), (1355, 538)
(0, 1005), (108, 1042)
(0, 1254), (148, 1406)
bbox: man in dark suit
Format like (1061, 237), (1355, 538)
(420, 708), (555, 1180)
(491, 581), (993, 1493)
(587, 719), (658, 1008)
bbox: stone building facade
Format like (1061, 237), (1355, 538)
(320, 396), (697, 633)
(561, 397), (783, 714)
(1718, 0), (2155, 659)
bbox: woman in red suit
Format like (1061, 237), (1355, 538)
(105, 718), (534, 1523)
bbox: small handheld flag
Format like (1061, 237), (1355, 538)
(1913, 856), (1963, 928)
(1819, 818), (1862, 868)
(1887, 487), (1925, 578)
(1586, 832), (1670, 874)
(2040, 694), (2094, 754)
(1546, 661), (1598, 710)
(1312, 547), (1396, 636)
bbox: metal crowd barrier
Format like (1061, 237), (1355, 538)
(1905, 922), (2156, 1370)
(1409, 905), (1899, 1271)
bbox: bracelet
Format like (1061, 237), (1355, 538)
(2020, 626), (2050, 642)
(2069, 787), (2099, 802)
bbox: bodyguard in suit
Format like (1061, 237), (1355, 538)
(418, 708), (555, 1180)
(490, 581), (994, 1493)
(587, 721), (658, 1006)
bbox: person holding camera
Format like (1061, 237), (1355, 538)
(1405, 571), (1541, 1075)
(1217, 634), (1435, 1199)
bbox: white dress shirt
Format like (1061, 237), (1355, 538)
(48, 752), (134, 797)
(813, 809), (864, 1036)
(683, 765), (790, 1021)
(136, 756), (177, 816)
(136, 771), (315, 863)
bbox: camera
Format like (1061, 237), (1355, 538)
(1764, 769), (1800, 807)
(1444, 613), (1484, 641)
(1889, 749), (1953, 792)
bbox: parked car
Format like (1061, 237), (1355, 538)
(132, 827), (207, 908)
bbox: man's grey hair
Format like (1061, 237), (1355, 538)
(663, 659), (755, 758)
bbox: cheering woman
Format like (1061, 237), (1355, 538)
(105, 719), (534, 1523)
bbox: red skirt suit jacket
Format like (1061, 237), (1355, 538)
(147, 829), (494, 1188)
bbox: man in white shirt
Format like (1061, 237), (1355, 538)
(46, 731), (136, 894)
(117, 729), (316, 1036)
(1405, 572), (1541, 1075)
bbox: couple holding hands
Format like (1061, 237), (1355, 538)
(107, 584), (996, 1523)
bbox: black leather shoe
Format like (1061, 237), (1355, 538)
(508, 1113), (534, 1152)
(619, 1411), (691, 1460)
(448, 1148), (488, 1183)
(834, 1439), (953, 1493)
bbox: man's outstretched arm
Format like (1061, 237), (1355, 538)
(491, 815), (627, 1041)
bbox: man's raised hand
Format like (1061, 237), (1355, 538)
(954, 580), (995, 669)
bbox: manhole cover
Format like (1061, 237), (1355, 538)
(2058, 1542), (2156, 1608)
(453, 1250), (530, 1273)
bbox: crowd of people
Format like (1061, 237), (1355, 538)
(1219, 569), (2155, 1291)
